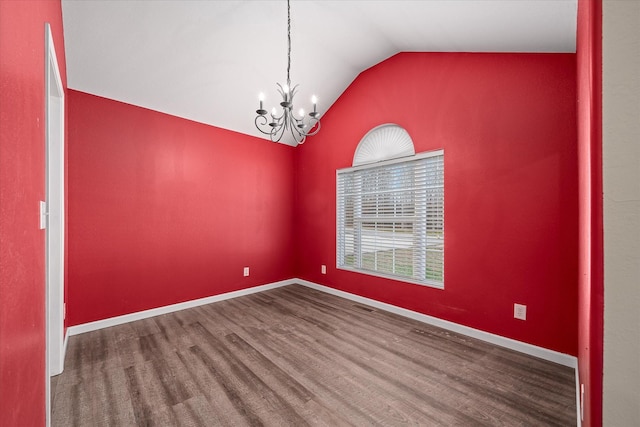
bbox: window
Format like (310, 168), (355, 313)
(337, 150), (444, 288)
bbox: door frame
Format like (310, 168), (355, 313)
(44, 22), (65, 426)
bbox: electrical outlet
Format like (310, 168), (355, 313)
(243, 267), (249, 277)
(514, 303), (527, 320)
(321, 265), (326, 274)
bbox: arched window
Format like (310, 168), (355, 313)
(337, 124), (444, 288)
(352, 124), (415, 166)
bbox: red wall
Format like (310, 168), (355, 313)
(67, 91), (295, 325)
(294, 53), (578, 355)
(576, 0), (603, 425)
(0, 1), (67, 426)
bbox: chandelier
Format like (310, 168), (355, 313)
(255, 0), (321, 145)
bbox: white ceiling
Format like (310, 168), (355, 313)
(62, 0), (577, 145)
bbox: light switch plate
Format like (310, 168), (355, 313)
(39, 201), (47, 229)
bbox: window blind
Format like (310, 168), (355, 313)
(337, 151), (444, 288)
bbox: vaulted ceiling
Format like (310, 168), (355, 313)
(62, 0), (577, 145)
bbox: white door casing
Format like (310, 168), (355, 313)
(44, 22), (65, 426)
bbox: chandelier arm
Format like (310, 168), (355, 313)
(290, 115), (320, 138)
(290, 124), (306, 145)
(254, 115), (274, 136)
(303, 119), (321, 136)
(270, 119), (287, 142)
(271, 109), (286, 122)
(292, 106), (306, 122)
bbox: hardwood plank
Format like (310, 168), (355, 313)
(174, 348), (254, 426)
(170, 395), (222, 427)
(188, 322), (311, 426)
(87, 366), (138, 426)
(223, 332), (314, 404)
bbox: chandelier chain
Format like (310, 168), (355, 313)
(287, 0), (291, 86)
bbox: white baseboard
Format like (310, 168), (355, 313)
(68, 276), (577, 368)
(294, 279), (578, 369)
(67, 279), (296, 336)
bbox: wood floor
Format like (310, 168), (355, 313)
(51, 284), (576, 426)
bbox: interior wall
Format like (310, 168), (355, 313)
(67, 91), (295, 325)
(294, 52), (579, 355)
(0, 1), (67, 426)
(576, 0), (604, 425)
(602, 0), (640, 425)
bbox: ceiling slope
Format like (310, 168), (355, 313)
(62, 0), (577, 145)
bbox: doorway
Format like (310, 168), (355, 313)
(44, 22), (65, 425)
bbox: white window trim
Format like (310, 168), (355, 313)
(336, 149), (444, 289)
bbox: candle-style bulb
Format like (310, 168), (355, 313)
(271, 107), (277, 116)
(298, 108), (305, 117)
